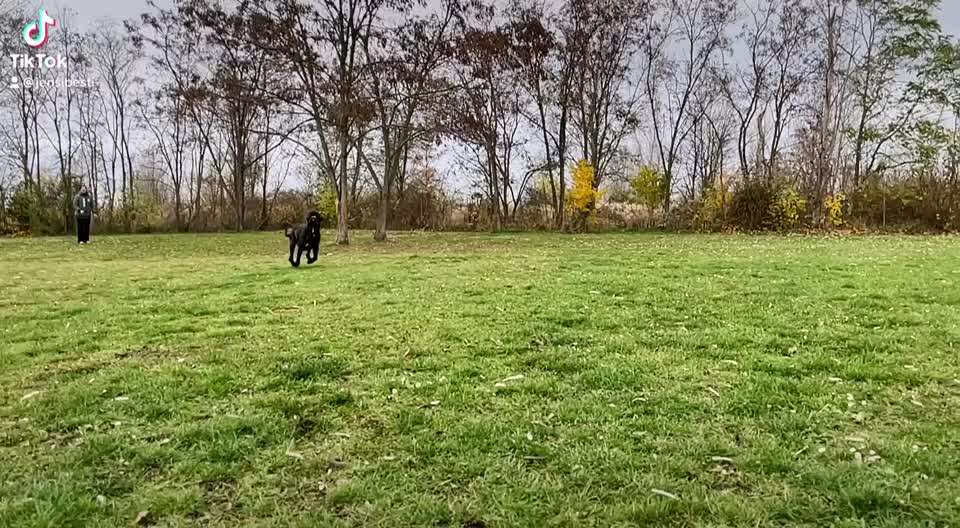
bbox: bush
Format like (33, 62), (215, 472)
(269, 191), (313, 229)
(769, 187), (807, 231)
(848, 176), (959, 231)
(729, 179), (776, 231)
(663, 200), (698, 230)
(315, 182), (338, 226)
(591, 205), (627, 230)
(693, 184), (732, 232)
(128, 192), (165, 233)
(7, 181), (67, 235)
(823, 193), (846, 228)
(392, 167), (452, 231)
(630, 165), (665, 213)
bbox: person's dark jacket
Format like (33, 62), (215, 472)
(74, 192), (94, 219)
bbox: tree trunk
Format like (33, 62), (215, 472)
(336, 131), (350, 245)
(557, 105), (568, 231)
(374, 186), (390, 242)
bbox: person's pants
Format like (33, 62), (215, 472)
(77, 217), (91, 243)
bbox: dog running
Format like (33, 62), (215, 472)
(285, 211), (322, 267)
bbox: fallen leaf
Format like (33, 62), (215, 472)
(500, 374), (525, 383)
(285, 440), (304, 460)
(526, 431), (534, 441)
(20, 391), (42, 402)
(710, 456), (735, 464)
(651, 488), (680, 501)
(706, 387), (721, 398)
(132, 510), (152, 526)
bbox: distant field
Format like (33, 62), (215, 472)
(1, 231), (959, 527)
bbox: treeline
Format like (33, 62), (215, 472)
(0, 0), (958, 239)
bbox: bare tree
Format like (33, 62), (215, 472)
(570, 0), (646, 205)
(137, 1), (211, 229)
(508, 0), (581, 229)
(846, 0), (946, 189)
(359, 0), (467, 241)
(641, 0), (734, 211)
(221, 0), (404, 245)
(686, 85), (730, 200)
(450, 14), (531, 230)
(90, 23), (140, 230)
(762, 0), (816, 179)
(717, 1), (776, 180)
(40, 10), (82, 233)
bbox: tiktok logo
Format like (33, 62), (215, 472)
(22, 8), (57, 49)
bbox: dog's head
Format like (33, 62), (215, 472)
(306, 211), (322, 237)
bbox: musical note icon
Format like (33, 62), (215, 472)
(22, 8), (58, 49)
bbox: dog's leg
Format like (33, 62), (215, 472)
(293, 244), (305, 268)
(289, 239), (301, 268)
(307, 243), (318, 264)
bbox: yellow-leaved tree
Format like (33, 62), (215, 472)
(825, 193), (846, 228)
(630, 165), (665, 215)
(316, 180), (338, 224)
(568, 160), (602, 231)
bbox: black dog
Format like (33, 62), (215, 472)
(285, 211), (322, 267)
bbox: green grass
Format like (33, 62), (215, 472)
(2, 231), (960, 527)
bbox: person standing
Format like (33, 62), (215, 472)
(74, 188), (94, 244)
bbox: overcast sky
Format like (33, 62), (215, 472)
(45, 0), (960, 37)
(33, 0), (960, 193)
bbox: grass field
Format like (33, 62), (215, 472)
(2, 231), (960, 527)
